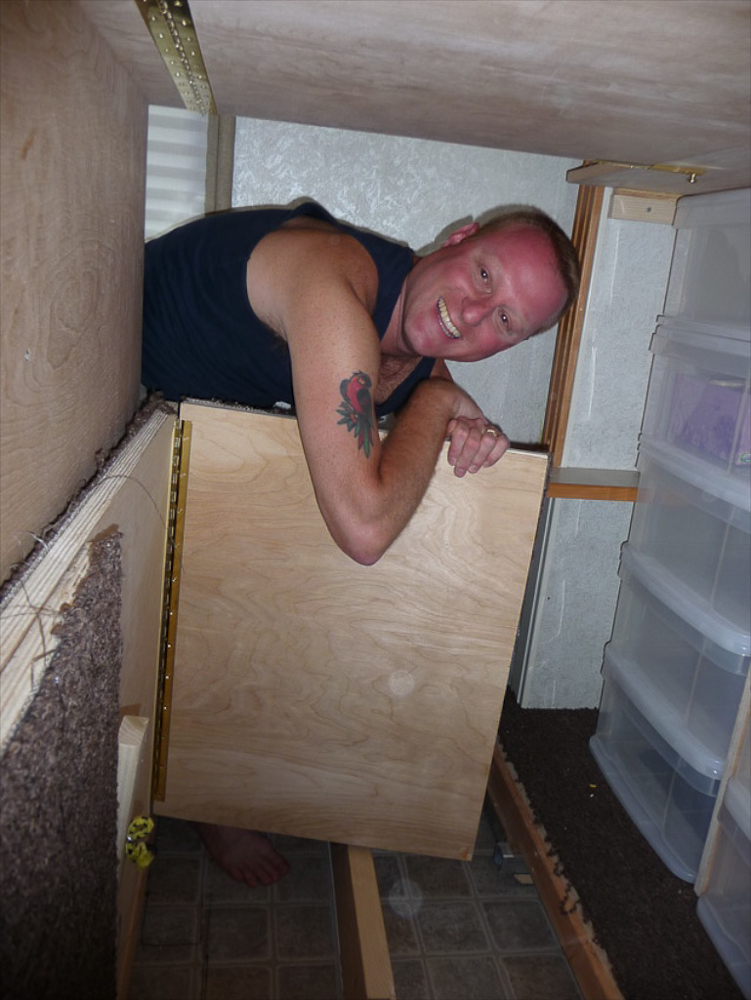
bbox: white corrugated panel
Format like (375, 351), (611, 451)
(145, 106), (208, 240)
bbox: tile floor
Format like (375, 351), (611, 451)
(128, 804), (583, 1000)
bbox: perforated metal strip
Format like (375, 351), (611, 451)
(135, 0), (216, 114)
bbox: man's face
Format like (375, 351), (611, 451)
(394, 223), (568, 362)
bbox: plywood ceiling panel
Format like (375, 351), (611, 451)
(81, 0), (750, 187)
(190, 0), (749, 170)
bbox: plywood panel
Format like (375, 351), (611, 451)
(79, 2), (749, 192)
(0, 0), (147, 584)
(186, 0), (749, 178)
(157, 403), (547, 859)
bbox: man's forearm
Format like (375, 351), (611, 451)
(329, 379), (469, 564)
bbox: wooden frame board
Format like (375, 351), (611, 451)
(542, 185), (605, 470)
(155, 402), (548, 859)
(487, 743), (624, 1000)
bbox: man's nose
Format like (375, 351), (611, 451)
(460, 297), (492, 325)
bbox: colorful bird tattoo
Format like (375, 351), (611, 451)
(337, 371), (375, 457)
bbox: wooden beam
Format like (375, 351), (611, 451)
(487, 743), (624, 1000)
(331, 844), (395, 1000)
(566, 160), (723, 196)
(542, 186), (605, 468)
(205, 114), (236, 214)
(547, 467), (639, 503)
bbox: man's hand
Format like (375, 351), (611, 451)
(445, 416), (510, 477)
(429, 361), (509, 476)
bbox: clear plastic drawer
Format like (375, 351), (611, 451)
(611, 551), (749, 776)
(628, 453), (751, 639)
(641, 322), (750, 491)
(590, 664), (721, 882)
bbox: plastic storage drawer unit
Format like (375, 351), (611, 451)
(590, 658), (722, 881)
(628, 448), (751, 639)
(697, 777), (751, 999)
(613, 548), (750, 776)
(641, 322), (750, 484)
(665, 189), (751, 329)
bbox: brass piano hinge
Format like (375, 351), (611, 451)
(152, 418), (192, 802)
(135, 0), (217, 115)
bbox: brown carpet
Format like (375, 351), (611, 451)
(0, 531), (122, 1000)
(498, 692), (743, 1000)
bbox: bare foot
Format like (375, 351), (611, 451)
(192, 823), (290, 888)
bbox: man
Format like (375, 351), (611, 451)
(142, 200), (580, 884)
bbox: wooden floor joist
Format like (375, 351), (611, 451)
(487, 743), (624, 1000)
(331, 843), (396, 1000)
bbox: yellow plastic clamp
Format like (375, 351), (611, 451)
(125, 815), (155, 868)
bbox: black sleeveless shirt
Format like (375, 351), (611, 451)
(141, 201), (434, 415)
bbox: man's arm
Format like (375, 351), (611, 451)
(246, 227), (505, 564)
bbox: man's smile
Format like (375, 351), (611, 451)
(437, 297), (461, 339)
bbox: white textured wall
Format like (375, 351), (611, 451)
(563, 202), (676, 469)
(233, 117), (578, 443)
(521, 498), (634, 708)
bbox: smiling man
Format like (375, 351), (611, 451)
(142, 201), (579, 887)
(144, 201), (578, 568)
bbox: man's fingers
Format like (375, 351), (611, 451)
(446, 419), (508, 476)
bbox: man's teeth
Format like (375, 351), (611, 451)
(437, 297), (461, 339)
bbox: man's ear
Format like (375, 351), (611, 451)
(440, 222), (480, 248)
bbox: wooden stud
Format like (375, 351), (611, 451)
(331, 844), (395, 1000)
(205, 114), (236, 215)
(542, 185), (605, 468)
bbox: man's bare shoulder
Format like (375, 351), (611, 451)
(246, 217), (378, 334)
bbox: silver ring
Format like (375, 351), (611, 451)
(484, 427), (500, 438)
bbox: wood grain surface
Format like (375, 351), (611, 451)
(157, 403), (547, 858)
(0, 0), (146, 583)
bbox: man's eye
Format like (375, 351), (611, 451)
(500, 312), (509, 327)
(480, 267), (489, 283)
